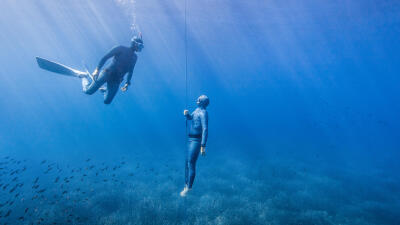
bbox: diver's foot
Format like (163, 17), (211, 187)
(180, 186), (191, 197)
(78, 73), (94, 81)
(81, 76), (90, 89)
(99, 87), (107, 93)
(78, 73), (88, 79)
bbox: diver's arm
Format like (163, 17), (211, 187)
(93, 46), (120, 75)
(200, 111), (208, 155)
(126, 70), (133, 86)
(122, 56), (137, 91)
(126, 57), (137, 85)
(183, 110), (193, 120)
(121, 70), (133, 92)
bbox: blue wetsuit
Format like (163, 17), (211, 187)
(185, 107), (208, 188)
(83, 45), (137, 104)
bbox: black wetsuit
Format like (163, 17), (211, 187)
(82, 45), (137, 104)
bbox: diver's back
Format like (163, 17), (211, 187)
(111, 46), (137, 74)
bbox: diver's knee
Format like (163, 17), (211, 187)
(189, 161), (196, 170)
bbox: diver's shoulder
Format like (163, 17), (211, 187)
(110, 45), (124, 50)
(112, 45), (131, 52)
(197, 108), (208, 115)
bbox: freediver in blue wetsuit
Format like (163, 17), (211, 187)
(81, 35), (144, 104)
(180, 95), (209, 197)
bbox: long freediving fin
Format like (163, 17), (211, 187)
(36, 57), (86, 77)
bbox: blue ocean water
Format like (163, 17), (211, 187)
(0, 0), (399, 224)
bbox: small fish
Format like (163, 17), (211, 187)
(37, 189), (46, 193)
(18, 216), (24, 221)
(54, 177), (59, 183)
(4, 209), (11, 217)
(62, 191), (68, 195)
(12, 177), (18, 182)
(32, 184), (39, 189)
(86, 159), (91, 162)
(41, 160), (46, 165)
(33, 177), (39, 183)
(44, 168), (52, 174)
(25, 208), (29, 213)
(9, 185), (17, 193)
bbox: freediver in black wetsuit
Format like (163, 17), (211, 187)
(81, 35), (144, 104)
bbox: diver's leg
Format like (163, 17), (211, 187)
(83, 70), (108, 95)
(181, 139), (199, 196)
(187, 139), (201, 189)
(184, 141), (190, 187)
(103, 81), (120, 104)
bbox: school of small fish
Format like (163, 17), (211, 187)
(0, 156), (141, 224)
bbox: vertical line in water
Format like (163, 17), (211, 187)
(185, 0), (188, 110)
(185, 0), (189, 135)
(184, 0), (189, 207)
